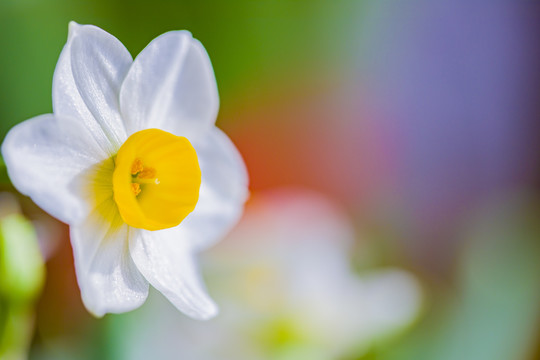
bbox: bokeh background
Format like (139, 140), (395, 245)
(1, 1), (540, 359)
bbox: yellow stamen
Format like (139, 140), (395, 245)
(131, 183), (141, 196)
(137, 167), (157, 179)
(131, 158), (144, 175)
(112, 129), (201, 231)
(131, 161), (159, 184)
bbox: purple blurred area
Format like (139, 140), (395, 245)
(229, 1), (540, 275)
(353, 1), (540, 271)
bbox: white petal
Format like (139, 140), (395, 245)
(53, 22), (131, 155)
(119, 31), (219, 141)
(1, 114), (103, 224)
(360, 269), (422, 333)
(71, 199), (149, 317)
(129, 228), (218, 320)
(180, 127), (249, 251)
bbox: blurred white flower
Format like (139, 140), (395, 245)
(119, 189), (422, 360)
(1, 22), (248, 319)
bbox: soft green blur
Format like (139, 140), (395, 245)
(370, 194), (540, 360)
(0, 0), (361, 140)
(0, 198), (45, 359)
(0, 214), (44, 302)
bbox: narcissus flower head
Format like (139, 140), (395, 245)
(1, 22), (249, 319)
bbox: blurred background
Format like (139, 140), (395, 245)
(1, 1), (540, 359)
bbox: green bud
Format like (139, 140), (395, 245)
(0, 212), (45, 302)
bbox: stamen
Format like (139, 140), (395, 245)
(131, 158), (144, 175)
(131, 183), (141, 196)
(134, 177), (160, 185)
(138, 168), (156, 179)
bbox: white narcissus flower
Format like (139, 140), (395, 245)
(0, 22), (249, 319)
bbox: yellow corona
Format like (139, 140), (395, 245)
(112, 129), (201, 231)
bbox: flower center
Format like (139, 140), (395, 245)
(112, 129), (201, 231)
(130, 158), (159, 196)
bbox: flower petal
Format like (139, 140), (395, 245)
(71, 199), (149, 317)
(129, 227), (218, 320)
(179, 127), (249, 251)
(1, 114), (103, 224)
(119, 31), (219, 141)
(53, 22), (131, 155)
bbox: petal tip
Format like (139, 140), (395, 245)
(159, 29), (195, 45)
(1, 126), (13, 158)
(82, 296), (107, 318)
(68, 21), (81, 37)
(174, 29), (193, 38)
(88, 309), (106, 319)
(194, 301), (219, 320)
(81, 291), (147, 318)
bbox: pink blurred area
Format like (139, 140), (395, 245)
(226, 86), (390, 209)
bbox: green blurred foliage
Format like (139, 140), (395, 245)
(0, 0), (362, 140)
(0, 159), (10, 186)
(0, 303), (35, 360)
(0, 213), (44, 303)
(369, 193), (540, 360)
(0, 210), (45, 359)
